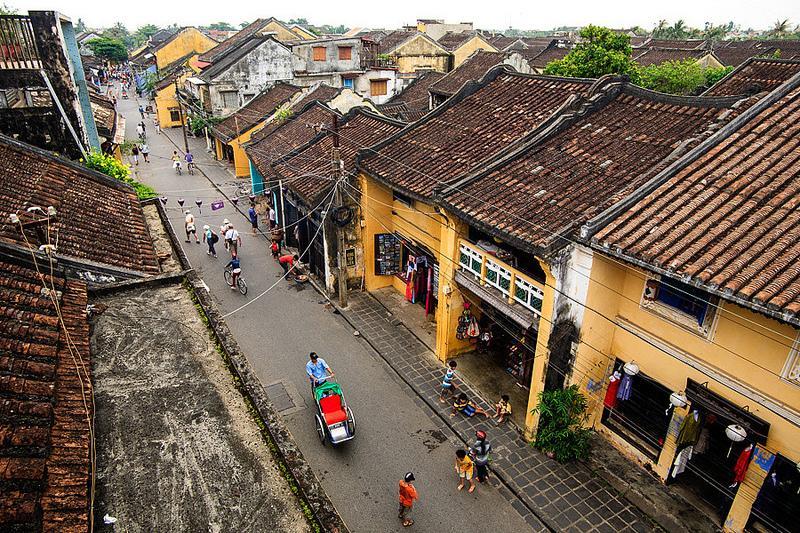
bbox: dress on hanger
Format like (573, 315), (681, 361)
(604, 376), (621, 409)
(733, 446), (754, 484)
(616, 373), (633, 401)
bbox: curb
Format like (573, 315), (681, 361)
(152, 196), (349, 533)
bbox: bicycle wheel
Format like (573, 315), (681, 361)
(237, 277), (247, 295)
(223, 269), (232, 285)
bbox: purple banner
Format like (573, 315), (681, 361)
(211, 200), (224, 211)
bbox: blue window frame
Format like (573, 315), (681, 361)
(655, 278), (710, 326)
(343, 78), (354, 89)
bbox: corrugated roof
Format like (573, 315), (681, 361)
(591, 73), (800, 324)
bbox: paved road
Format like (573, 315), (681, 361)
(118, 90), (540, 532)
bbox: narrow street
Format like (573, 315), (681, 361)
(118, 91), (540, 532)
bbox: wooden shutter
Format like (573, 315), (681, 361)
(313, 46), (326, 61)
(370, 79), (388, 96)
(338, 46), (352, 60)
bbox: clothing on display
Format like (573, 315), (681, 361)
(733, 445), (754, 484)
(604, 372), (622, 409)
(676, 410), (703, 448)
(616, 373), (633, 401)
(672, 445), (694, 478)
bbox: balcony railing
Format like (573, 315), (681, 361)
(458, 239), (545, 316)
(0, 16), (41, 69)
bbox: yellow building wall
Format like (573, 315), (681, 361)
(264, 20), (304, 43)
(452, 36), (498, 67)
(290, 25), (317, 40)
(229, 121), (269, 177)
(392, 35), (452, 73)
(155, 28), (217, 70)
(155, 88), (181, 128)
(573, 253), (800, 530)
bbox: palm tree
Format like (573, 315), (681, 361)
(770, 19), (790, 38)
(670, 19), (688, 38)
(653, 20), (668, 38)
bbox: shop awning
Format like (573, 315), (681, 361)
(455, 270), (538, 330)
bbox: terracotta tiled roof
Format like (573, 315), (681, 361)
(358, 68), (593, 199)
(440, 82), (747, 254)
(436, 31), (476, 51)
(0, 259), (92, 532)
(712, 46), (777, 67)
(0, 136), (160, 274)
(704, 58), (800, 96)
(379, 31), (420, 54)
(274, 109), (405, 203)
(213, 82), (302, 142)
(634, 47), (710, 67)
(645, 39), (708, 49)
(526, 46), (571, 68)
(430, 50), (505, 97)
(379, 71), (444, 121)
(89, 93), (116, 139)
(485, 35), (520, 50)
(245, 102), (339, 179)
(590, 74), (800, 324)
(198, 18), (267, 64)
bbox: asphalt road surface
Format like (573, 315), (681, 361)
(119, 89), (539, 532)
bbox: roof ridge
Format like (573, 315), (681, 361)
(582, 69), (800, 240)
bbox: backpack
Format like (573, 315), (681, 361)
(210, 231), (219, 244)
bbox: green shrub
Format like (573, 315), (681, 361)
(532, 385), (592, 463)
(81, 150), (158, 200)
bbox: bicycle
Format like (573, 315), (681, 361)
(173, 161), (182, 175)
(187, 161), (195, 175)
(224, 265), (247, 295)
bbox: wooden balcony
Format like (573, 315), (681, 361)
(458, 239), (545, 316)
(0, 16), (41, 70)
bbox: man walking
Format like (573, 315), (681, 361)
(225, 224), (241, 256)
(184, 210), (199, 244)
(140, 142), (150, 163)
(248, 203), (258, 234)
(398, 472), (418, 527)
(306, 352), (334, 388)
(470, 430), (492, 484)
(202, 224), (218, 257)
(131, 144), (140, 166)
(138, 104), (145, 119)
(268, 204), (276, 229)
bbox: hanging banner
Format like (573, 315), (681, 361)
(211, 200), (224, 211)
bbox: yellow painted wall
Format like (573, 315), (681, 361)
(698, 53), (724, 69)
(155, 28), (217, 70)
(392, 35), (452, 73)
(265, 20), (304, 43)
(290, 25), (317, 40)
(452, 36), (498, 67)
(154, 65), (198, 128)
(574, 252), (800, 529)
(228, 120), (270, 177)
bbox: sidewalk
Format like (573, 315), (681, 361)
(343, 292), (655, 533)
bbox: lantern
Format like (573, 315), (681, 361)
(231, 196), (239, 206)
(195, 199), (202, 213)
(623, 361), (640, 376)
(725, 424), (747, 457)
(666, 391), (688, 415)
(177, 198), (185, 207)
(248, 194), (256, 202)
(159, 196), (168, 205)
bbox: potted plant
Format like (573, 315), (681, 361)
(531, 385), (592, 463)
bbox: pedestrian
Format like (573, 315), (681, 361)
(248, 203), (258, 234)
(138, 104), (145, 119)
(154, 117), (161, 134)
(398, 472), (418, 527)
(136, 122), (144, 140)
(131, 144), (139, 165)
(271, 226), (284, 250)
(220, 219), (230, 248)
(494, 394), (512, 425)
(293, 223), (300, 246)
(140, 121), (146, 136)
(451, 392), (490, 419)
(268, 205), (276, 228)
(270, 240), (280, 260)
(184, 210), (199, 244)
(140, 142), (150, 163)
(470, 430), (492, 484)
(278, 253), (299, 277)
(439, 360), (458, 403)
(225, 224), (241, 256)
(455, 449), (475, 493)
(203, 224), (218, 257)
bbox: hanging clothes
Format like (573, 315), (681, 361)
(733, 445), (754, 484)
(672, 445), (693, 477)
(676, 411), (703, 448)
(425, 267), (433, 315)
(604, 374), (621, 409)
(616, 373), (633, 401)
(694, 426), (711, 454)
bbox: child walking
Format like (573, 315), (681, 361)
(439, 360), (458, 403)
(455, 449), (475, 493)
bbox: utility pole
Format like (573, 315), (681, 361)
(174, 79), (190, 155)
(331, 115), (348, 308)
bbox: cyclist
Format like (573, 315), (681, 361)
(225, 252), (242, 290)
(185, 150), (194, 173)
(171, 151), (182, 174)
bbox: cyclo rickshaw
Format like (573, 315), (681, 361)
(313, 380), (356, 445)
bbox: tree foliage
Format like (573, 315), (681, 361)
(81, 150), (157, 200)
(103, 22), (134, 48)
(133, 24), (160, 47)
(532, 385), (592, 463)
(544, 25), (639, 82)
(638, 59), (733, 95)
(0, 3), (16, 15)
(86, 37), (129, 62)
(205, 22), (235, 31)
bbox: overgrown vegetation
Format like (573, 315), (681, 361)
(532, 385), (592, 463)
(639, 59), (733, 95)
(544, 25), (641, 82)
(273, 107), (293, 125)
(81, 150), (157, 200)
(187, 115), (221, 136)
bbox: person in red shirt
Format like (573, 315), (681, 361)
(398, 472), (418, 527)
(278, 254), (299, 277)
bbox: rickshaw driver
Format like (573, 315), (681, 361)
(306, 352), (335, 388)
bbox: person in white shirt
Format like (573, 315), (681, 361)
(184, 211), (199, 243)
(268, 206), (276, 229)
(225, 225), (241, 256)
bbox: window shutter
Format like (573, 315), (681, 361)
(338, 46), (352, 60)
(313, 47), (326, 61)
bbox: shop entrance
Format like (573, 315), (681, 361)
(668, 379), (770, 524)
(749, 453), (800, 533)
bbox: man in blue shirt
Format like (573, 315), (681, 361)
(306, 352), (334, 387)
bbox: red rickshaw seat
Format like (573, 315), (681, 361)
(319, 394), (347, 425)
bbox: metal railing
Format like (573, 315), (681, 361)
(0, 15), (41, 69)
(458, 239), (544, 315)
